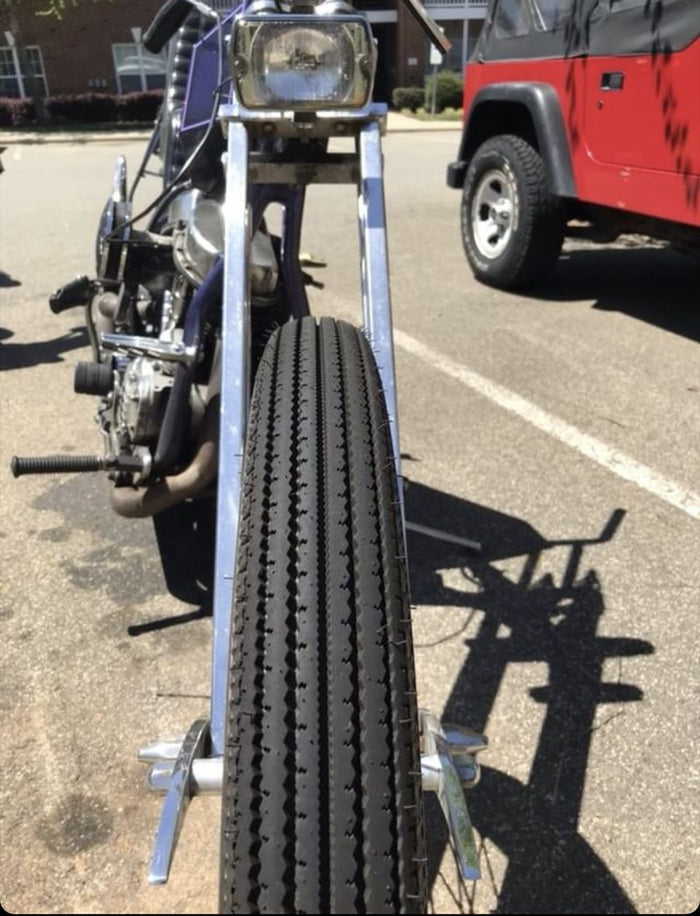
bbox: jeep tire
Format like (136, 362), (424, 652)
(461, 134), (564, 291)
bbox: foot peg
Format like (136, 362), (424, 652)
(74, 361), (114, 396)
(49, 275), (94, 313)
(420, 709), (487, 881)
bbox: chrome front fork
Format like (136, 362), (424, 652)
(140, 106), (486, 886)
(140, 713), (487, 884)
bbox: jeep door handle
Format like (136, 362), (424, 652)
(601, 71), (625, 90)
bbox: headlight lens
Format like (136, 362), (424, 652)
(231, 15), (376, 110)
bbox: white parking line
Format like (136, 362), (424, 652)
(394, 328), (700, 521)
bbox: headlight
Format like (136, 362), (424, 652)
(231, 14), (376, 111)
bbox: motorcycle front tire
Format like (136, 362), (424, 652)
(219, 317), (426, 914)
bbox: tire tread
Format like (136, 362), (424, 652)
(220, 317), (425, 914)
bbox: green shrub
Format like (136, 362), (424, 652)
(424, 70), (464, 112)
(115, 90), (163, 123)
(0, 91), (163, 128)
(46, 93), (118, 122)
(0, 98), (36, 127)
(392, 86), (425, 112)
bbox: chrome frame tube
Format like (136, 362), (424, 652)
(250, 182), (310, 320)
(210, 122), (251, 757)
(280, 186), (311, 320)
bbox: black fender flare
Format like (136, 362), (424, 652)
(447, 82), (577, 199)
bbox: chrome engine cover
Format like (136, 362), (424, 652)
(98, 355), (175, 472)
(171, 190), (223, 286)
(170, 189), (279, 293)
(119, 356), (173, 445)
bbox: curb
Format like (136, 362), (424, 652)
(386, 124), (462, 133)
(0, 116), (461, 146)
(0, 130), (153, 145)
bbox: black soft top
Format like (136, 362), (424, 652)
(474, 0), (700, 61)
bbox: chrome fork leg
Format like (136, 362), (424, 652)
(420, 709), (487, 881)
(357, 120), (405, 528)
(142, 718), (210, 885)
(139, 121), (252, 886)
(210, 121), (251, 758)
(356, 120), (486, 882)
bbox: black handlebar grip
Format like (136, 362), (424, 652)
(11, 455), (104, 477)
(143, 0), (193, 54)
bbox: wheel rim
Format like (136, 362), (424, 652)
(471, 168), (516, 260)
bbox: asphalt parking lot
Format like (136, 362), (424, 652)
(1, 133), (698, 914)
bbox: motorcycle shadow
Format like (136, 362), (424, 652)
(0, 325), (88, 371)
(0, 271), (21, 288)
(125, 500), (217, 635)
(405, 480), (652, 914)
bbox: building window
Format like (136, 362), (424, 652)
(0, 45), (48, 98)
(113, 43), (166, 94)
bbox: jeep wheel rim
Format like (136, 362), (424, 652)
(471, 169), (515, 260)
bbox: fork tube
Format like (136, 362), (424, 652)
(210, 122), (251, 757)
(357, 121), (405, 530)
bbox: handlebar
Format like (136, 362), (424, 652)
(143, 0), (451, 57)
(143, 0), (198, 54)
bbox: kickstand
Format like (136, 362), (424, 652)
(405, 520), (482, 556)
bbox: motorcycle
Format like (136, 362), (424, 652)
(12, 0), (486, 910)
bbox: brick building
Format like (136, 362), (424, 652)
(0, 0), (487, 102)
(358, 0), (489, 100)
(0, 0), (163, 97)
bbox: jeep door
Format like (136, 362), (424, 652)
(583, 0), (700, 225)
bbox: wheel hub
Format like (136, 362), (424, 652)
(472, 168), (516, 259)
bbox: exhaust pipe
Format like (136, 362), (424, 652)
(110, 392), (219, 519)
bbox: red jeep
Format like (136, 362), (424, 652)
(447, 0), (700, 290)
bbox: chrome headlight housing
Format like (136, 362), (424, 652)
(230, 14), (376, 111)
